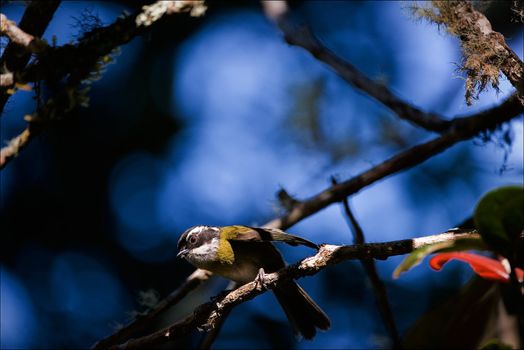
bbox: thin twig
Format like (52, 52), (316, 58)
(262, 1), (451, 133)
(93, 269), (212, 350)
(332, 176), (400, 349)
(111, 231), (478, 350)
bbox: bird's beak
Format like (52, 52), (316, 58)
(177, 249), (189, 258)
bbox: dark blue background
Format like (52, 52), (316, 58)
(1, 1), (522, 349)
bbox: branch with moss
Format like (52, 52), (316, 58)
(108, 231), (478, 350)
(0, 1), (60, 113)
(0, 1), (205, 96)
(413, 1), (524, 105)
(0, 0), (207, 169)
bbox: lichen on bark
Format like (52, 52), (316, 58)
(411, 1), (519, 105)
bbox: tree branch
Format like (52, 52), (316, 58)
(0, 0), (206, 170)
(266, 93), (523, 230)
(92, 269), (212, 350)
(112, 231), (479, 350)
(2, 1), (205, 91)
(423, 1), (524, 105)
(0, 123), (39, 167)
(0, 1), (60, 115)
(197, 281), (238, 350)
(262, 1), (452, 133)
(332, 177), (400, 348)
(0, 13), (40, 49)
(92, 92), (521, 349)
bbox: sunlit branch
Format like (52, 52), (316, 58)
(0, 14), (38, 49)
(113, 231), (479, 350)
(262, 0), (452, 133)
(0, 125), (38, 168)
(0, 1), (60, 115)
(332, 177), (400, 348)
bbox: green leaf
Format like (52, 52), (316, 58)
(474, 186), (524, 257)
(393, 241), (453, 279)
(393, 237), (486, 279)
(436, 236), (488, 253)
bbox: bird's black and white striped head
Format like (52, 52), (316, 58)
(177, 226), (220, 266)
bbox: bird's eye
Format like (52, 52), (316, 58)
(189, 235), (197, 245)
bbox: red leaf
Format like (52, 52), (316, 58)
(429, 252), (511, 282)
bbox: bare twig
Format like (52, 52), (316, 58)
(93, 269), (212, 350)
(262, 1), (452, 133)
(0, 1), (60, 114)
(332, 176), (400, 348)
(112, 231), (479, 350)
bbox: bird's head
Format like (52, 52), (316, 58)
(177, 225), (221, 266)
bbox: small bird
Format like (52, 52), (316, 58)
(177, 225), (330, 339)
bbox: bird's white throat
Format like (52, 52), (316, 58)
(185, 237), (219, 267)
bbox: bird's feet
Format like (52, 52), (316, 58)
(254, 268), (269, 291)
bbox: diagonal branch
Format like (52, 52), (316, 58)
(0, 0), (207, 170)
(112, 231), (479, 350)
(262, 1), (452, 133)
(333, 177), (400, 348)
(92, 269), (212, 350)
(0, 13), (42, 50)
(0, 1), (60, 115)
(2, 1), (206, 91)
(266, 93), (523, 230)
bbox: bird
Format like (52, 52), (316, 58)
(177, 225), (330, 339)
